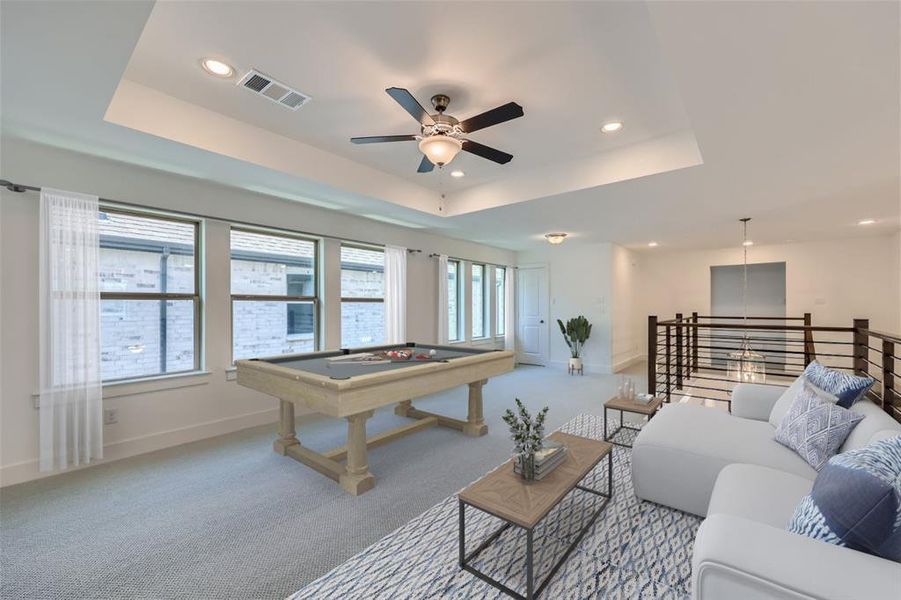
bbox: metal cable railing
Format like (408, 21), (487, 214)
(647, 313), (900, 421)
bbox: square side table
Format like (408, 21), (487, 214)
(603, 395), (663, 448)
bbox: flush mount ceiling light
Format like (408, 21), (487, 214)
(742, 240), (754, 247)
(201, 58), (234, 78)
(601, 121), (623, 133)
(418, 135), (463, 167)
(545, 233), (568, 245)
(450, 170), (465, 178)
(858, 218), (876, 225)
(648, 241), (659, 248)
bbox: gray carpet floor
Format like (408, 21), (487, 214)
(1, 364), (647, 600)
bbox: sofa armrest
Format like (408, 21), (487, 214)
(730, 383), (785, 421)
(693, 514), (901, 600)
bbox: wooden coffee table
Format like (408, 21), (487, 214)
(603, 395), (663, 448)
(458, 432), (613, 600)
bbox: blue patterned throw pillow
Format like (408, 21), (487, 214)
(788, 436), (901, 562)
(803, 360), (875, 408)
(775, 382), (864, 470)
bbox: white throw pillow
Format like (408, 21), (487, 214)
(768, 375), (838, 428)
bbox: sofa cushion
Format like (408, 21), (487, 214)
(788, 436), (901, 562)
(632, 403), (816, 516)
(803, 360), (875, 408)
(841, 398), (901, 452)
(708, 463), (812, 529)
(775, 383), (864, 470)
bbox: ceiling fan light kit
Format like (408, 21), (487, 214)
(350, 87), (523, 172)
(419, 135), (463, 167)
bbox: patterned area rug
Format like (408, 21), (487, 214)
(290, 414), (701, 600)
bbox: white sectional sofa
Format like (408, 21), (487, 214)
(631, 383), (901, 600)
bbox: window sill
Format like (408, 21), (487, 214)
(102, 370), (212, 399)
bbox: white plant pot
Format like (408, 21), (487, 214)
(568, 357), (583, 374)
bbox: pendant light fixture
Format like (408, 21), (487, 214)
(726, 218), (767, 383)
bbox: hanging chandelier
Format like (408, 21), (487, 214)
(727, 218), (767, 383)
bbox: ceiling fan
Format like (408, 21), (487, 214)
(350, 87), (524, 173)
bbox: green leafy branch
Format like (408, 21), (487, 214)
(501, 398), (549, 456)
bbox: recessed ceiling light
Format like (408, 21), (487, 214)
(545, 233), (568, 245)
(857, 218), (876, 225)
(648, 241), (659, 248)
(742, 240), (754, 247)
(450, 170), (465, 178)
(601, 121), (623, 133)
(201, 58), (234, 78)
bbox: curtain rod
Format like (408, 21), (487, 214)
(428, 252), (513, 269)
(1, 179), (423, 254)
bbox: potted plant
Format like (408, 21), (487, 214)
(501, 398), (549, 481)
(557, 316), (592, 375)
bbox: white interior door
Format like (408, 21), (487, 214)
(517, 265), (548, 365)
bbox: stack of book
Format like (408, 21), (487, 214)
(513, 440), (568, 480)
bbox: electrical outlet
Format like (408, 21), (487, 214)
(103, 408), (118, 425)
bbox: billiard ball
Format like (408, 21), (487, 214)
(429, 349), (437, 356)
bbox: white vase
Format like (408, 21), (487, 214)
(568, 357), (583, 375)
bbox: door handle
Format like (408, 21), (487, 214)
(540, 320), (545, 324)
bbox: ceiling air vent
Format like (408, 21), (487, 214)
(237, 69), (311, 111)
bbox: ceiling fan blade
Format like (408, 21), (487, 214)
(386, 87), (435, 126)
(458, 102), (524, 133)
(350, 134), (417, 144)
(462, 140), (513, 164)
(417, 155), (435, 173)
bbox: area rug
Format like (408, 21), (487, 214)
(289, 413), (701, 600)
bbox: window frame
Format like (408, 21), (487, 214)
(496, 266), (506, 337)
(339, 242), (385, 348)
(447, 259), (461, 342)
(99, 205), (203, 383)
(229, 225), (320, 362)
(471, 263), (488, 339)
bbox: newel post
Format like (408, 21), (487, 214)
(691, 312), (699, 373)
(647, 315), (658, 398)
(882, 339), (895, 416)
(853, 319), (869, 376)
(675, 313), (683, 390)
(803, 313), (816, 366)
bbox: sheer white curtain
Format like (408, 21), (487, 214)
(504, 266), (515, 353)
(437, 255), (449, 344)
(39, 188), (103, 471)
(384, 245), (406, 344)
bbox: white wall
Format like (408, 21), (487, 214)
(635, 235), (901, 354)
(516, 243), (614, 373)
(611, 245), (644, 371)
(0, 137), (514, 486)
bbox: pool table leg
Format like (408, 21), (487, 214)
(273, 399), (300, 455)
(394, 399), (413, 417)
(463, 380), (489, 437)
(339, 410), (376, 496)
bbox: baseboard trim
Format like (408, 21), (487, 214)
(613, 354), (646, 373)
(0, 406), (280, 488)
(548, 360), (612, 374)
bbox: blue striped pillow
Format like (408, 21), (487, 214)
(788, 436), (901, 562)
(803, 360), (875, 408)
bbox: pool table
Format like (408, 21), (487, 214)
(236, 343), (515, 495)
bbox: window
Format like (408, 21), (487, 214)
(496, 267), (506, 336)
(340, 245), (384, 347)
(99, 208), (200, 382)
(230, 228), (318, 361)
(448, 260), (460, 341)
(471, 264), (487, 338)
